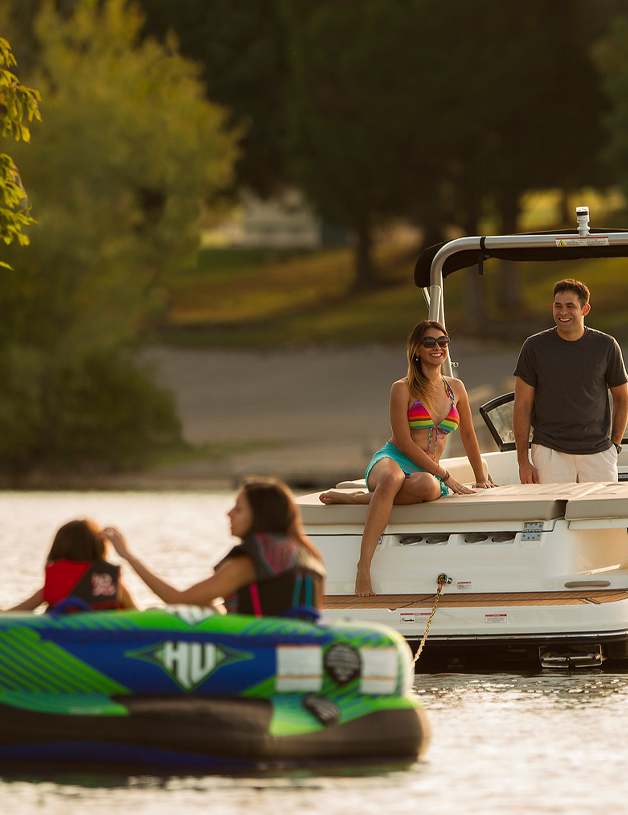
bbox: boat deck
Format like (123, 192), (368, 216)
(300, 481), (628, 527)
(324, 590), (628, 610)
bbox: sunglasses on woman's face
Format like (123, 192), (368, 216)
(421, 336), (450, 348)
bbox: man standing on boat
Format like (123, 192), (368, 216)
(513, 278), (628, 483)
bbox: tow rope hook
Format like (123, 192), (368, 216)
(412, 573), (452, 665)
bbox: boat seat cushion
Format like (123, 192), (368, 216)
(298, 482), (602, 527)
(564, 482), (628, 521)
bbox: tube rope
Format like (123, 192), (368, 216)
(412, 573), (451, 665)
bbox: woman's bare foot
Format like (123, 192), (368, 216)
(355, 563), (375, 596)
(319, 489), (371, 505)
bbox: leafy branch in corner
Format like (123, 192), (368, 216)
(0, 36), (42, 267)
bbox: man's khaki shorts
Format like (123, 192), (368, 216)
(531, 443), (618, 483)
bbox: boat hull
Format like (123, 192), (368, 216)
(323, 596), (628, 670)
(299, 468), (628, 670)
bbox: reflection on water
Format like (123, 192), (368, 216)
(0, 492), (628, 815)
(418, 669), (628, 711)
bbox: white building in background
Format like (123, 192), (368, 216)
(238, 188), (321, 249)
(202, 188), (348, 250)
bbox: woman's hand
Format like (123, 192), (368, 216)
(443, 475), (476, 495)
(105, 527), (131, 560)
(473, 479), (498, 489)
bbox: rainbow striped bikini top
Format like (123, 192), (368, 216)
(408, 379), (460, 453)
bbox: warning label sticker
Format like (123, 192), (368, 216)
(485, 613), (508, 624)
(556, 236), (609, 247)
(400, 612), (431, 624)
(457, 581), (472, 591)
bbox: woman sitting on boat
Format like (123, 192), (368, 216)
(109, 477), (326, 618)
(7, 519), (137, 612)
(320, 320), (493, 596)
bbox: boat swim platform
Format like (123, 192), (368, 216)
(323, 589), (628, 611)
(299, 481), (628, 528)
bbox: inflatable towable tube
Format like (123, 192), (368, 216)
(0, 607), (429, 772)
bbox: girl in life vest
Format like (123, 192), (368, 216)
(108, 477), (325, 618)
(7, 519), (137, 613)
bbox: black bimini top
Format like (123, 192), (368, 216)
(414, 228), (628, 288)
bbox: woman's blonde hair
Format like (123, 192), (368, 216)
(406, 320), (449, 409)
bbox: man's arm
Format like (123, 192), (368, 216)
(610, 382), (628, 447)
(513, 376), (538, 484)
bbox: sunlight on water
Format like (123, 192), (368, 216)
(0, 492), (628, 815)
(0, 490), (235, 610)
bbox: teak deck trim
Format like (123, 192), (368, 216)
(324, 590), (628, 611)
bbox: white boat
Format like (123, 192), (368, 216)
(298, 207), (628, 671)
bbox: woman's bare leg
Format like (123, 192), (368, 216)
(320, 489), (371, 505)
(318, 465), (444, 595)
(354, 461), (414, 596)
(392, 472), (443, 504)
(356, 469), (442, 596)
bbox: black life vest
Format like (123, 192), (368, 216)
(234, 567), (322, 621)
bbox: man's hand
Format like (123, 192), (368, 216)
(518, 460), (539, 484)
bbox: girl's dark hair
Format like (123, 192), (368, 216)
(241, 478), (322, 561)
(47, 519), (106, 563)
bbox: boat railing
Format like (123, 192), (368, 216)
(417, 207), (628, 378)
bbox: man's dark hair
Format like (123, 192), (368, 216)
(553, 278), (590, 307)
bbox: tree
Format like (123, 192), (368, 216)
(282, 0), (444, 290)
(422, 0), (612, 313)
(6, 0), (238, 350)
(0, 0), (240, 479)
(593, 13), (628, 205)
(281, 0), (615, 302)
(136, 0), (290, 198)
(0, 37), (41, 264)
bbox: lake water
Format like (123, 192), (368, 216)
(0, 490), (627, 815)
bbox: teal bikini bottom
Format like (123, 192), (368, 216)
(365, 441), (449, 497)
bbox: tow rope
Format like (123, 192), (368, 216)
(412, 573), (451, 665)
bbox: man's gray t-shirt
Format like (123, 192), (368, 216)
(513, 327), (628, 454)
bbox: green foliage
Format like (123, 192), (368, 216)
(0, 0), (240, 478)
(0, 38), (40, 142)
(41, 352), (181, 473)
(2, 0), (239, 356)
(0, 345), (181, 478)
(136, 0), (289, 196)
(427, 0), (609, 230)
(0, 37), (41, 261)
(283, 1), (435, 227)
(281, 0), (614, 290)
(593, 15), (628, 201)
(282, 0), (441, 287)
(0, 345), (45, 469)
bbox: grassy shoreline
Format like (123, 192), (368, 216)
(152, 240), (628, 350)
